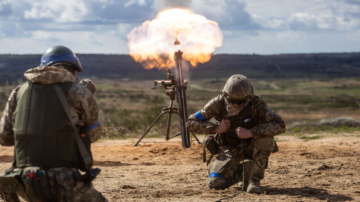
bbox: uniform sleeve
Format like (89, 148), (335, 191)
(68, 84), (102, 143)
(0, 86), (21, 146)
(250, 97), (286, 138)
(186, 95), (222, 134)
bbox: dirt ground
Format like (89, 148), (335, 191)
(0, 134), (359, 202)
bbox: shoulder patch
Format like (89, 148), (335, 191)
(194, 111), (206, 122)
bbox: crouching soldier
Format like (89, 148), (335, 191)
(0, 46), (108, 201)
(186, 74), (286, 194)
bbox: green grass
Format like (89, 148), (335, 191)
(281, 125), (360, 141)
(1, 77), (360, 139)
(260, 94), (360, 111)
(96, 83), (116, 91)
(286, 126), (360, 136)
(312, 87), (360, 95)
(99, 96), (182, 139)
(298, 135), (321, 140)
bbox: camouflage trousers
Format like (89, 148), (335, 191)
(208, 137), (276, 190)
(0, 167), (108, 202)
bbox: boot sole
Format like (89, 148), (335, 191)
(247, 187), (261, 194)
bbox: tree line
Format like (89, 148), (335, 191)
(0, 52), (359, 84)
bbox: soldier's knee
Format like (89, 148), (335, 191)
(208, 173), (228, 190)
(254, 137), (274, 153)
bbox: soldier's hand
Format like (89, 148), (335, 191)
(236, 127), (253, 139)
(215, 119), (231, 133)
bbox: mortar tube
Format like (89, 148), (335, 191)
(174, 50), (191, 148)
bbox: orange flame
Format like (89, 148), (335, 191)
(127, 8), (223, 69)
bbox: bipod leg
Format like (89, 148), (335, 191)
(192, 133), (202, 144)
(165, 112), (173, 140)
(169, 132), (182, 139)
(133, 112), (168, 146)
(169, 132), (201, 144)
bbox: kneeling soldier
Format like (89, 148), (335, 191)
(0, 46), (107, 202)
(186, 74), (286, 194)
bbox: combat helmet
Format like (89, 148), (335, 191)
(222, 74), (253, 100)
(40, 45), (83, 72)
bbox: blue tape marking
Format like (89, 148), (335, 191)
(209, 173), (225, 179)
(40, 53), (79, 66)
(84, 120), (99, 130)
(194, 111), (206, 122)
(37, 170), (42, 176)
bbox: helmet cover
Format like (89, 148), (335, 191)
(222, 74), (253, 100)
(40, 45), (83, 72)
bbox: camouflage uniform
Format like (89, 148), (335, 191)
(186, 94), (286, 190)
(79, 79), (96, 95)
(0, 66), (107, 202)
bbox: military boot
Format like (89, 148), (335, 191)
(237, 181), (248, 190)
(247, 180), (261, 194)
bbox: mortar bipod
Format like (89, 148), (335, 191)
(132, 95), (201, 146)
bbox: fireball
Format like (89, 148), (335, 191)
(127, 8), (223, 69)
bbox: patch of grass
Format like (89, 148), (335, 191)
(298, 135), (321, 140)
(260, 93), (360, 111)
(286, 125), (360, 135)
(99, 95), (182, 139)
(312, 86), (360, 95)
(2, 77), (360, 140)
(187, 88), (219, 102)
(97, 83), (116, 91)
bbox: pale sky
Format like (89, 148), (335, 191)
(0, 0), (359, 54)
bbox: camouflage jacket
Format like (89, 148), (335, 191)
(0, 66), (102, 146)
(186, 95), (286, 139)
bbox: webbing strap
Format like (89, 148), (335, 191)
(53, 84), (92, 170)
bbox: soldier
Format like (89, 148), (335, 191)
(0, 46), (108, 202)
(186, 74), (286, 194)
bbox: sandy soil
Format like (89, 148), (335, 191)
(0, 135), (359, 202)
